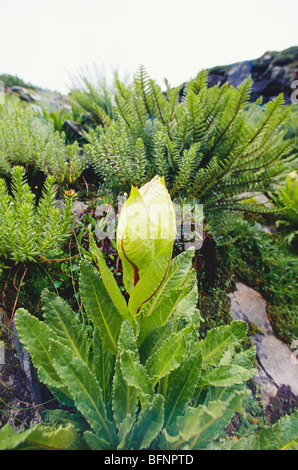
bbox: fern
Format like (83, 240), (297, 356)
(69, 71), (115, 127)
(84, 67), (295, 226)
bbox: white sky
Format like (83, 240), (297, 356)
(0, 0), (297, 94)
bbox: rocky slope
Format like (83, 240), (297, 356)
(206, 46), (298, 103)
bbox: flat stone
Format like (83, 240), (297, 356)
(229, 282), (272, 334)
(253, 333), (298, 396)
(229, 282), (298, 404)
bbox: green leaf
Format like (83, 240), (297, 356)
(128, 241), (173, 315)
(199, 321), (248, 366)
(49, 339), (116, 447)
(79, 259), (123, 355)
(198, 364), (257, 387)
(114, 321), (153, 410)
(42, 409), (90, 432)
(22, 424), (82, 450)
(14, 309), (69, 394)
(120, 350), (154, 407)
(127, 394), (165, 450)
(137, 249), (195, 345)
(0, 424), (34, 450)
(145, 330), (186, 387)
(112, 357), (138, 430)
(89, 236), (133, 322)
(139, 321), (175, 364)
(137, 288), (182, 346)
(93, 327), (115, 407)
(154, 247), (195, 292)
(162, 390), (249, 450)
(171, 280), (199, 328)
(83, 431), (111, 450)
(41, 289), (92, 370)
(164, 351), (202, 429)
(112, 321), (139, 430)
(141, 247), (195, 315)
(117, 415), (135, 450)
(250, 411), (298, 450)
(0, 423), (81, 450)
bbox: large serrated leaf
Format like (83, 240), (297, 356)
(127, 394), (165, 450)
(164, 351), (202, 429)
(163, 390), (249, 450)
(199, 320), (248, 366)
(83, 430), (111, 450)
(137, 250), (196, 346)
(0, 424), (34, 450)
(198, 364), (257, 387)
(0, 423), (81, 450)
(79, 259), (123, 355)
(112, 322), (140, 430)
(137, 288), (183, 346)
(49, 339), (116, 447)
(42, 409), (90, 432)
(93, 328), (115, 407)
(139, 321), (175, 364)
(145, 330), (186, 387)
(112, 357), (138, 430)
(116, 320), (154, 408)
(41, 289), (92, 370)
(120, 350), (154, 407)
(14, 309), (69, 394)
(141, 248), (195, 317)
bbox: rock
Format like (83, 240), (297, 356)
(253, 333), (298, 395)
(9, 86), (41, 104)
(206, 46), (298, 104)
(229, 282), (298, 404)
(229, 282), (271, 334)
(0, 325), (42, 429)
(227, 61), (253, 87)
(11, 319), (42, 405)
(62, 119), (89, 144)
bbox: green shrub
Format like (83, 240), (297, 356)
(84, 67), (295, 226)
(0, 166), (75, 268)
(0, 96), (87, 186)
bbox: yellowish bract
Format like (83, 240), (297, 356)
(116, 175), (176, 294)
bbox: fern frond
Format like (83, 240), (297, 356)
(133, 138), (148, 187)
(134, 65), (153, 118)
(170, 143), (201, 196)
(184, 89), (206, 145)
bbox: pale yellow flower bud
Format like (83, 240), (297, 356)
(116, 176), (176, 294)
